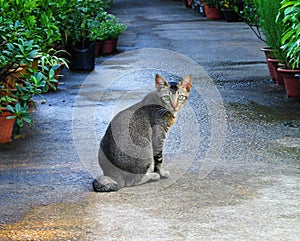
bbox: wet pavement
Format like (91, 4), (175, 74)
(0, 0), (299, 240)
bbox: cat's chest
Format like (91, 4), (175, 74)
(151, 111), (176, 131)
(167, 115), (176, 127)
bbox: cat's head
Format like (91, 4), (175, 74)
(155, 74), (192, 115)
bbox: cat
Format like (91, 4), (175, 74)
(93, 74), (192, 192)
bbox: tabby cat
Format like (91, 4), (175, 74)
(93, 74), (192, 192)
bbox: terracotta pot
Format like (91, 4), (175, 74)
(278, 68), (300, 98)
(261, 47), (275, 81)
(95, 40), (103, 57)
(0, 108), (15, 143)
(204, 4), (223, 20)
(32, 56), (41, 69)
(101, 38), (118, 54)
(54, 63), (65, 80)
(5, 67), (24, 89)
(21, 56), (40, 72)
(267, 58), (285, 85)
(261, 47), (275, 59)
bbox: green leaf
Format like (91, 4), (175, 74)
(6, 115), (16, 120)
(282, 29), (294, 44)
(6, 105), (15, 113)
(15, 102), (21, 113)
(7, 43), (14, 51)
(16, 118), (23, 127)
(284, 6), (294, 16)
(22, 117), (33, 124)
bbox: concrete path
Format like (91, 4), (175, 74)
(0, 0), (299, 240)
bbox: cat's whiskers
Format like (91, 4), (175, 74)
(156, 107), (169, 117)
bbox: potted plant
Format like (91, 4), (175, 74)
(0, 95), (16, 143)
(250, 0), (285, 85)
(87, 11), (108, 57)
(0, 5), (63, 85)
(220, 0), (243, 22)
(0, 0), (62, 55)
(239, 0), (285, 83)
(0, 19), (41, 89)
(0, 16), (39, 78)
(90, 13), (127, 55)
(0, 76), (42, 143)
(61, 0), (113, 70)
(0, 39), (40, 85)
(203, 0), (223, 20)
(261, 46), (277, 81)
(62, 4), (97, 71)
(0, 33), (47, 141)
(6, 70), (48, 136)
(39, 48), (69, 90)
(0, 66), (47, 143)
(277, 0), (300, 98)
(0, 0), (79, 142)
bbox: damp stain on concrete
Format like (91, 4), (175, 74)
(225, 101), (300, 124)
(0, 202), (88, 241)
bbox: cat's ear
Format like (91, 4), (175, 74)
(155, 74), (169, 91)
(179, 75), (192, 92)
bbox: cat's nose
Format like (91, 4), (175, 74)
(171, 103), (178, 111)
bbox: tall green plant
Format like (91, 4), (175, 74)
(278, 0), (300, 69)
(254, 0), (285, 60)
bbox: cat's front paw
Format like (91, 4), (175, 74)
(149, 173), (160, 181)
(158, 169), (169, 179)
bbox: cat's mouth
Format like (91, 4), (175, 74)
(170, 111), (177, 118)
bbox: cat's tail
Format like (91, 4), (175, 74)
(93, 176), (119, 192)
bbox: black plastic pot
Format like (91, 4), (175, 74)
(222, 9), (240, 22)
(67, 41), (96, 71)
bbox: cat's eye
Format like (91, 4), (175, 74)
(163, 95), (170, 101)
(178, 95), (185, 100)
